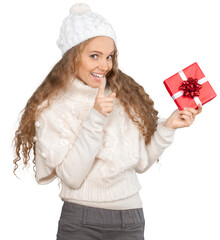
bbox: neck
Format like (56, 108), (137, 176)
(64, 77), (107, 103)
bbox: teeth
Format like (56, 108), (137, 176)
(91, 73), (104, 78)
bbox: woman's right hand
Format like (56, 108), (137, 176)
(93, 78), (116, 117)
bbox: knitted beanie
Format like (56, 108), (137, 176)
(57, 3), (117, 55)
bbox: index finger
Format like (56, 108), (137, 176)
(184, 107), (197, 115)
(184, 106), (202, 116)
(96, 77), (104, 98)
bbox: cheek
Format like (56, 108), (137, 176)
(79, 56), (93, 72)
(109, 62), (113, 71)
(77, 66), (84, 78)
(78, 63), (91, 76)
(83, 60), (96, 72)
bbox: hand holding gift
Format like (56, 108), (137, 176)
(163, 105), (202, 129)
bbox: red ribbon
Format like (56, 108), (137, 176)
(179, 77), (202, 98)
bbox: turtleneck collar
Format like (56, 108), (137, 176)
(64, 77), (107, 103)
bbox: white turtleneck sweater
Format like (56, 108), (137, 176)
(34, 77), (175, 210)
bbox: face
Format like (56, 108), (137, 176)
(76, 36), (115, 88)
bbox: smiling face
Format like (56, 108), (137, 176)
(76, 36), (115, 88)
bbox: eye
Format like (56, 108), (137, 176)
(90, 54), (98, 59)
(107, 54), (114, 60)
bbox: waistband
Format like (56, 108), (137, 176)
(60, 201), (145, 228)
(62, 191), (142, 210)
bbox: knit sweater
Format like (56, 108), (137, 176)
(34, 77), (175, 209)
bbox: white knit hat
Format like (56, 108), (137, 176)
(57, 3), (117, 55)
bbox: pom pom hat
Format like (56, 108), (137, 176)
(57, 3), (117, 55)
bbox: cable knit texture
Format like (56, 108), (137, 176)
(35, 77), (175, 204)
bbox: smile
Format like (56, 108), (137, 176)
(91, 73), (104, 78)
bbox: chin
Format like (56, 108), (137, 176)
(90, 84), (99, 88)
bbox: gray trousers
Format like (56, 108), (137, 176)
(56, 201), (145, 240)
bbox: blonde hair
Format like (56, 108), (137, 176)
(13, 37), (158, 177)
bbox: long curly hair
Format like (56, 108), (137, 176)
(13, 37), (159, 177)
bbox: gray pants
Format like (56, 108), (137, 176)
(56, 201), (145, 240)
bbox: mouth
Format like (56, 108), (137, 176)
(91, 72), (105, 79)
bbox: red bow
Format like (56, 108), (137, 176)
(179, 77), (202, 98)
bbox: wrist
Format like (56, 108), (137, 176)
(163, 118), (175, 129)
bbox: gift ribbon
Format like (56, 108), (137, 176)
(171, 70), (207, 106)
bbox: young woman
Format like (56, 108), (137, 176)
(13, 3), (202, 239)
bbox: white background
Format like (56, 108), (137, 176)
(1, 0), (219, 239)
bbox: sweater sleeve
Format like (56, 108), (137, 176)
(35, 107), (107, 188)
(135, 118), (176, 173)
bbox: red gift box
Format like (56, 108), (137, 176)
(163, 62), (217, 110)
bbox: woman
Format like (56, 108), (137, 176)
(13, 3), (202, 239)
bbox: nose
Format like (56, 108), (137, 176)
(98, 59), (109, 71)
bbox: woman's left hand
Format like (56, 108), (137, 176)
(163, 105), (202, 129)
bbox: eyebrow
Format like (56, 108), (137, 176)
(89, 50), (115, 55)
